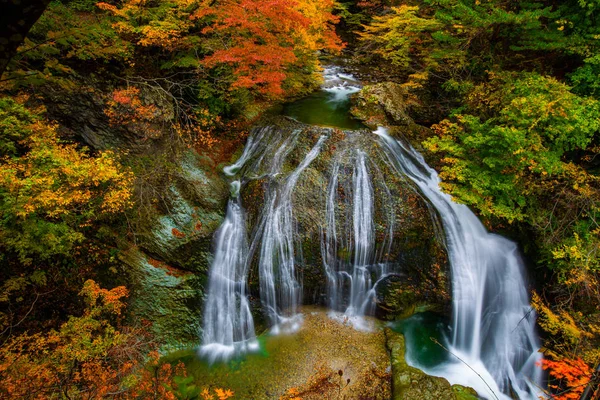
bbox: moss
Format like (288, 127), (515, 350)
(350, 82), (412, 128)
(452, 385), (479, 400)
(385, 328), (459, 400)
(120, 248), (204, 350)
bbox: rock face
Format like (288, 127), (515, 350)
(118, 150), (230, 349)
(238, 116), (450, 321)
(43, 80), (232, 349)
(120, 248), (205, 349)
(384, 328), (478, 400)
(350, 81), (439, 165)
(351, 82), (413, 128)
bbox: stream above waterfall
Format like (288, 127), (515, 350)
(198, 65), (545, 399)
(283, 66), (366, 130)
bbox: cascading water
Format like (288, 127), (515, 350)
(347, 150), (376, 317)
(376, 128), (543, 399)
(200, 64), (543, 399)
(200, 125), (323, 359)
(199, 126), (286, 362)
(254, 135), (327, 332)
(321, 142), (399, 329)
(322, 65), (362, 102)
(200, 189), (258, 363)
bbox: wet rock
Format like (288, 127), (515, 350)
(351, 82), (412, 128)
(385, 328), (467, 400)
(238, 116), (450, 317)
(452, 384), (479, 400)
(174, 306), (391, 399)
(120, 248), (204, 350)
(126, 151), (230, 345)
(139, 152), (229, 274)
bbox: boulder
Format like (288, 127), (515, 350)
(120, 248), (204, 351)
(351, 82), (413, 128)
(384, 328), (479, 400)
(239, 117), (450, 317)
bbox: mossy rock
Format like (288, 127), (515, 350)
(351, 82), (412, 128)
(452, 384), (479, 400)
(136, 150), (229, 274)
(120, 248), (204, 350)
(385, 328), (479, 400)
(238, 116), (450, 314)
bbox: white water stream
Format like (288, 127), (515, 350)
(255, 135), (327, 332)
(199, 191), (258, 363)
(376, 128), (543, 399)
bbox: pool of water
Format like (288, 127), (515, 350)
(282, 65), (366, 130)
(389, 312), (451, 369)
(283, 91), (365, 130)
(170, 307), (391, 399)
(171, 334), (304, 399)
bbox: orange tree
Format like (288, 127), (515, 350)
(2, 0), (342, 145)
(92, 0), (343, 139)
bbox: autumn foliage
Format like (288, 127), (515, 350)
(0, 280), (140, 399)
(539, 357), (592, 400)
(93, 0), (343, 146)
(0, 98), (133, 263)
(195, 0), (342, 97)
(0, 280), (233, 399)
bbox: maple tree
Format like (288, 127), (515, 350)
(358, 5), (440, 69)
(0, 98), (133, 263)
(0, 97), (136, 373)
(90, 0), (344, 146)
(194, 0), (342, 97)
(540, 357), (592, 400)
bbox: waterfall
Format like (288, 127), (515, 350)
(322, 160), (341, 311)
(255, 135), (327, 332)
(200, 192), (258, 363)
(200, 126), (284, 362)
(200, 126), (324, 358)
(347, 150), (376, 317)
(200, 65), (544, 400)
(375, 127), (543, 400)
(321, 145), (398, 328)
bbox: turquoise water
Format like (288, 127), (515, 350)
(389, 312), (451, 369)
(283, 90), (366, 130)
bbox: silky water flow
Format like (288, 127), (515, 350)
(200, 67), (543, 399)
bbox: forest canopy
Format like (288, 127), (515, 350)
(0, 0), (342, 397)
